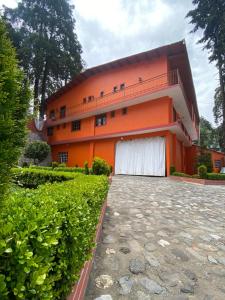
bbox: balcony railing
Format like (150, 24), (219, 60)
(47, 69), (191, 125)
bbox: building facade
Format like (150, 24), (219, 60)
(45, 41), (202, 176)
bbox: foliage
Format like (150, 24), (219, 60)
(29, 165), (88, 173)
(198, 165), (207, 179)
(58, 163), (67, 168)
(199, 116), (219, 150)
(0, 19), (30, 204)
(3, 0), (84, 116)
(51, 161), (59, 168)
(170, 166), (176, 175)
(92, 157), (110, 176)
(197, 150), (213, 172)
(84, 161), (89, 175)
(24, 141), (50, 164)
(172, 172), (192, 178)
(0, 173), (108, 299)
(213, 87), (225, 151)
(207, 173), (225, 180)
(12, 168), (77, 188)
(187, 0), (225, 155)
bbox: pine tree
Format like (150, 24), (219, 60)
(4, 0), (83, 117)
(0, 18), (30, 203)
(187, 0), (225, 151)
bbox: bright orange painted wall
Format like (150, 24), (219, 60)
(47, 97), (172, 144)
(47, 56), (168, 117)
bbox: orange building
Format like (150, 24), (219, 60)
(45, 40), (208, 176)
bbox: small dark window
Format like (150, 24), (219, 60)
(72, 120), (81, 131)
(57, 125), (60, 130)
(139, 77), (142, 83)
(111, 111), (115, 118)
(113, 86), (118, 93)
(88, 96), (94, 102)
(47, 126), (54, 136)
(120, 83), (125, 90)
(83, 97), (86, 104)
(58, 152), (68, 163)
(100, 91), (104, 97)
(60, 106), (66, 118)
(122, 107), (127, 115)
(49, 110), (55, 120)
(95, 114), (107, 127)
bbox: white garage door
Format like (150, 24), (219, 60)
(115, 137), (165, 176)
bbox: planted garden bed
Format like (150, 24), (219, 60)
(170, 172), (225, 185)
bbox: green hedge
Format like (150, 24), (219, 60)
(12, 168), (77, 188)
(172, 172), (192, 178)
(29, 166), (87, 173)
(0, 174), (108, 299)
(207, 173), (225, 180)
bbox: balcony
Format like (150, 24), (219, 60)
(46, 69), (198, 140)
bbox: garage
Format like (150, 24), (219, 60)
(115, 137), (165, 176)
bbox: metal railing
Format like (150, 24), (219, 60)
(47, 69), (184, 125)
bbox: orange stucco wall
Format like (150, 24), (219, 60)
(47, 56), (168, 117)
(47, 97), (172, 145)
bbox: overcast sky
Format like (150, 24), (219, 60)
(0, 0), (219, 123)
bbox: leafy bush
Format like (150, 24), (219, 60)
(24, 141), (50, 164)
(30, 166), (87, 173)
(51, 161), (59, 168)
(92, 157), (110, 176)
(172, 172), (192, 178)
(12, 168), (77, 188)
(0, 173), (108, 299)
(198, 165), (207, 179)
(58, 163), (67, 168)
(84, 161), (89, 175)
(192, 174), (200, 179)
(197, 151), (213, 172)
(170, 166), (176, 175)
(0, 20), (30, 203)
(207, 173), (225, 180)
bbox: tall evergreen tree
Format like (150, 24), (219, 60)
(3, 0), (83, 117)
(0, 18), (30, 204)
(187, 0), (225, 152)
(199, 116), (219, 150)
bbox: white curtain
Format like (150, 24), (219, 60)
(115, 137), (165, 176)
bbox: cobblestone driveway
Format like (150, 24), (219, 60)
(85, 176), (225, 300)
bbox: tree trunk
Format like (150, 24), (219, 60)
(218, 55), (225, 151)
(40, 59), (49, 118)
(33, 77), (39, 114)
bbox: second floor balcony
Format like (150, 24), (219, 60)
(46, 69), (198, 140)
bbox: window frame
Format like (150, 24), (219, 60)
(120, 83), (125, 90)
(60, 106), (66, 118)
(122, 107), (128, 115)
(49, 109), (55, 120)
(71, 120), (81, 131)
(95, 113), (107, 127)
(58, 152), (68, 163)
(47, 126), (54, 136)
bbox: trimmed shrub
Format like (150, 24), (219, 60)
(54, 167), (85, 173)
(197, 151), (213, 172)
(172, 172), (192, 178)
(52, 161), (59, 168)
(170, 166), (176, 175)
(207, 173), (225, 180)
(198, 165), (207, 179)
(12, 168), (77, 188)
(0, 174), (108, 299)
(24, 141), (50, 164)
(92, 157), (110, 176)
(58, 163), (67, 168)
(84, 161), (89, 175)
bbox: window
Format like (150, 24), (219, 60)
(95, 114), (107, 126)
(100, 91), (104, 97)
(214, 160), (221, 168)
(58, 152), (68, 163)
(120, 83), (125, 90)
(47, 126), (54, 136)
(122, 107), (127, 115)
(72, 120), (81, 131)
(49, 110), (55, 120)
(139, 77), (143, 83)
(113, 86), (118, 93)
(88, 96), (94, 102)
(83, 97), (87, 104)
(110, 111), (115, 118)
(60, 106), (66, 118)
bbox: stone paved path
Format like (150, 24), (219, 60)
(85, 176), (225, 300)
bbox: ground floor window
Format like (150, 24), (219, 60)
(58, 152), (68, 163)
